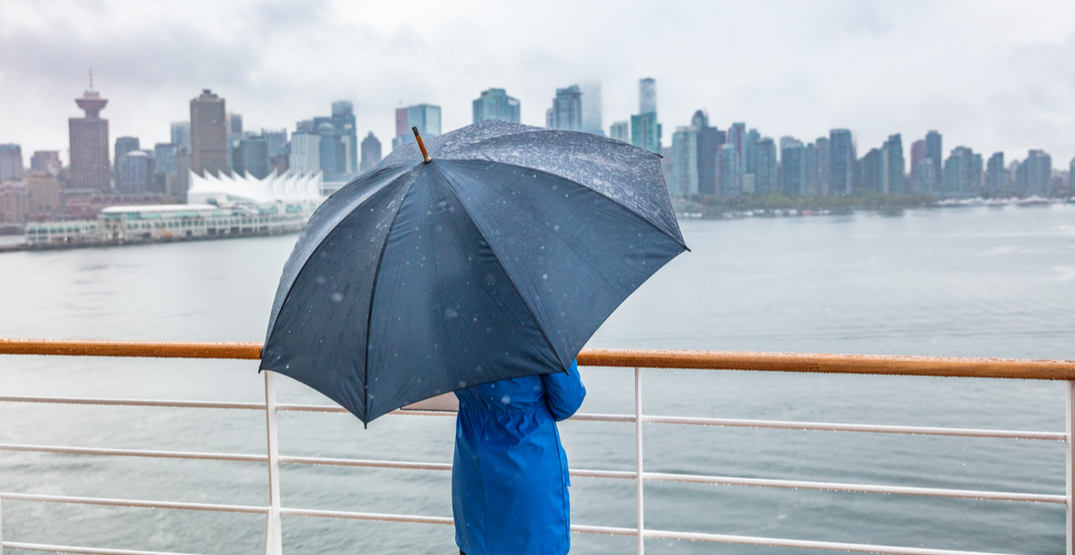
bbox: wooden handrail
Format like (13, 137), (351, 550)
(1, 339), (1073, 380)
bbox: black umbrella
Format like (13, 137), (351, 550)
(260, 120), (687, 424)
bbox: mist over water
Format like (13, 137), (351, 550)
(1, 205), (1073, 554)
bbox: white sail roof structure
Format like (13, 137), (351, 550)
(187, 170), (324, 206)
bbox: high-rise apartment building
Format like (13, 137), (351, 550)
(360, 132), (382, 173)
(0, 145), (23, 182)
(190, 90), (228, 177)
(170, 122), (191, 152)
(815, 137), (831, 195)
(289, 133), (320, 174)
(631, 113), (661, 155)
(829, 129), (854, 196)
(858, 148), (883, 193)
(579, 81), (603, 136)
(393, 104), (441, 151)
(547, 85), (583, 131)
(780, 137), (806, 196)
(473, 88), (521, 124)
(693, 111), (723, 196)
(30, 151), (62, 176)
(325, 101), (357, 174)
(944, 146), (982, 196)
(753, 138), (777, 196)
(1015, 150), (1051, 197)
(925, 130), (943, 190)
(670, 126), (699, 196)
(639, 78), (657, 114)
(609, 121), (630, 143)
(116, 150), (153, 194)
(114, 137), (140, 175)
(69, 86), (111, 191)
(985, 152), (1006, 196)
(881, 134), (904, 194)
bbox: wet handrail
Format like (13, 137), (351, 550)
(1, 338), (1073, 380)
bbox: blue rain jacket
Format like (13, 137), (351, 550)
(453, 360), (586, 555)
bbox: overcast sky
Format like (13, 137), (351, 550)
(2, 0), (1074, 167)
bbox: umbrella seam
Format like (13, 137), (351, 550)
(444, 158), (687, 251)
(429, 162), (568, 373)
(362, 175), (419, 423)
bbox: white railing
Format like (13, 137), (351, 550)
(1, 340), (1075, 555)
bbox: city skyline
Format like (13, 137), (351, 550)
(1, 1), (1074, 166)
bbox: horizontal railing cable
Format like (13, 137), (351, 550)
(0, 445), (1059, 504)
(639, 529), (1012, 555)
(0, 492), (268, 514)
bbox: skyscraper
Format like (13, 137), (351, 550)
(985, 152), (1005, 196)
(473, 88), (521, 124)
(858, 148), (883, 193)
(114, 137), (140, 175)
(69, 83), (110, 191)
(579, 81), (603, 136)
(289, 133), (320, 174)
(909, 139), (927, 192)
(631, 113), (661, 154)
(815, 137), (831, 195)
(30, 151), (62, 176)
(393, 104), (441, 150)
(753, 138), (777, 196)
(547, 85), (583, 131)
(190, 90), (228, 177)
(116, 150), (153, 194)
(944, 146), (981, 196)
(360, 132), (382, 173)
(329, 101), (358, 174)
(609, 121), (630, 143)
(780, 137), (805, 196)
(693, 110), (723, 196)
(829, 129), (854, 196)
(639, 78), (657, 114)
(720, 123), (746, 194)
(670, 126), (698, 196)
(881, 134), (904, 194)
(925, 130), (943, 190)
(1017, 150), (1051, 197)
(0, 145), (23, 182)
(170, 122), (191, 151)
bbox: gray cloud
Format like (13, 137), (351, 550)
(1, 0), (1073, 169)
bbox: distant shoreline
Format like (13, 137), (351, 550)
(674, 193), (1073, 219)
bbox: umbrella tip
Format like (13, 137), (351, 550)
(412, 127), (432, 163)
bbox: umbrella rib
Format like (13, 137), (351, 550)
(361, 176), (418, 423)
(430, 163), (567, 372)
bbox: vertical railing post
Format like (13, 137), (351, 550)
(1066, 381), (1074, 555)
(264, 371), (283, 555)
(1, 496), (5, 555)
(635, 367), (644, 555)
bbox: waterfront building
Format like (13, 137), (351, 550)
(116, 151), (154, 194)
(609, 121), (630, 143)
(639, 78), (657, 114)
(985, 152), (1006, 196)
(0, 184), (29, 222)
(69, 86), (111, 191)
(670, 126), (699, 196)
(235, 137), (270, 179)
(913, 159), (937, 193)
(881, 134), (904, 195)
(30, 151), (62, 176)
(360, 132), (382, 173)
(393, 104), (441, 151)
(925, 130), (943, 190)
(170, 122), (191, 151)
(943, 146), (981, 196)
(114, 137), (140, 176)
(694, 111), (723, 196)
(753, 138), (777, 196)
(829, 129), (854, 196)
(815, 137), (831, 195)
(328, 101), (358, 174)
(631, 113), (661, 155)
(579, 81), (603, 136)
(858, 148), (883, 193)
(0, 144), (23, 182)
(1015, 150), (1051, 197)
(547, 85), (583, 131)
(289, 133), (320, 174)
(26, 171), (62, 217)
(190, 90), (228, 177)
(780, 137), (805, 196)
(473, 88), (521, 124)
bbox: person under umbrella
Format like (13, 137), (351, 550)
(261, 120), (686, 553)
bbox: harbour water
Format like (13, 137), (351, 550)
(1, 204), (1073, 554)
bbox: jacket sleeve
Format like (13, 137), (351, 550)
(543, 359), (586, 422)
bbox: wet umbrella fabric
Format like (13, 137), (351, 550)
(260, 120), (687, 424)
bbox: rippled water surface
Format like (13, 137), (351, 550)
(1, 205), (1073, 554)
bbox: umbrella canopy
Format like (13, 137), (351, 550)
(260, 120), (687, 424)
